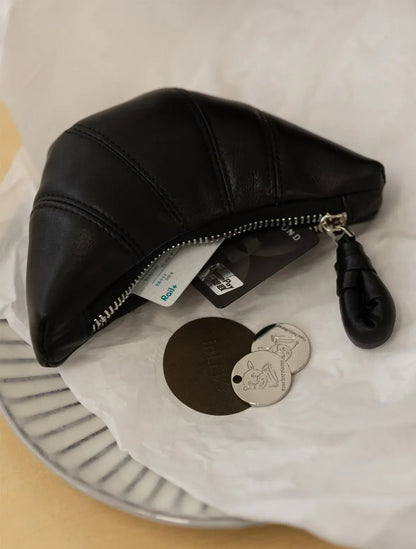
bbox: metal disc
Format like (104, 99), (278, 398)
(251, 323), (311, 374)
(163, 317), (253, 415)
(231, 350), (292, 406)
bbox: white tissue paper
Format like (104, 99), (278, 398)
(2, 2), (416, 548)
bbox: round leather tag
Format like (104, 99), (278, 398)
(163, 317), (253, 415)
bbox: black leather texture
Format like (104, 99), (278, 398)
(335, 235), (395, 348)
(26, 88), (386, 366)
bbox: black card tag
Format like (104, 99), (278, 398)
(192, 225), (319, 308)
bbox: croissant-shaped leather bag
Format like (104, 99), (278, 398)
(26, 88), (395, 367)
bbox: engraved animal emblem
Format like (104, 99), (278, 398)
(242, 360), (280, 391)
(258, 335), (298, 362)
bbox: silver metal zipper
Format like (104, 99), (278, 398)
(92, 211), (344, 333)
(319, 211), (355, 240)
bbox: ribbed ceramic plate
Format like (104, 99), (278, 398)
(0, 319), (249, 528)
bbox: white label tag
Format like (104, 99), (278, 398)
(132, 240), (224, 306)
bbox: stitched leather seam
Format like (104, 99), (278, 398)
(32, 202), (139, 261)
(36, 194), (145, 257)
(186, 92), (235, 212)
(174, 89), (234, 214)
(261, 111), (282, 203)
(67, 125), (188, 231)
(255, 109), (276, 203)
(72, 124), (188, 228)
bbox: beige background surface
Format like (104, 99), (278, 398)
(0, 102), (346, 548)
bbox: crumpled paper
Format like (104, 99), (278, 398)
(2, 120), (416, 549)
(0, 147), (35, 342)
(2, 2), (416, 548)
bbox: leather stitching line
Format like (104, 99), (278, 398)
(261, 111), (282, 203)
(175, 89), (234, 213)
(265, 112), (281, 202)
(71, 124), (188, 228)
(255, 109), (275, 203)
(33, 203), (139, 261)
(36, 194), (145, 257)
(68, 125), (188, 231)
(186, 92), (235, 212)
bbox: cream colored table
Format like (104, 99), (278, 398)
(0, 102), (347, 549)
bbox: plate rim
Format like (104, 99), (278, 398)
(0, 395), (253, 528)
(0, 321), (254, 529)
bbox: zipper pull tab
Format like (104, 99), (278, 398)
(320, 213), (395, 349)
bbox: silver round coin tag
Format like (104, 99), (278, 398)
(251, 323), (311, 374)
(231, 350), (292, 407)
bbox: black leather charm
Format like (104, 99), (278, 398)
(335, 235), (396, 348)
(26, 88), (387, 366)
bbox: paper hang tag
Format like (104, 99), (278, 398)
(132, 239), (224, 306)
(192, 225), (319, 308)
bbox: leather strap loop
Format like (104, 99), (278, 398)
(335, 238), (376, 295)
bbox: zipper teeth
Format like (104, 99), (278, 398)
(92, 212), (324, 333)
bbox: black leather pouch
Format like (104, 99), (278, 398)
(26, 88), (394, 366)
